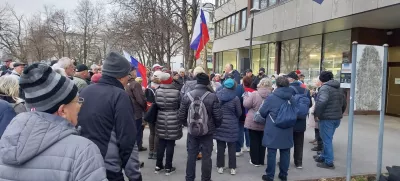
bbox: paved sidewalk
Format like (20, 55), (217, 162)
(134, 115), (400, 181)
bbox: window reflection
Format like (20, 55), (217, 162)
(323, 30), (351, 80)
(252, 46), (261, 72)
(268, 43), (276, 75)
(280, 39), (299, 74)
(223, 51), (238, 71)
(299, 35), (322, 85)
(260, 44), (268, 71)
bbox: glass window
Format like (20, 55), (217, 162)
(260, 44), (268, 71)
(299, 35), (322, 85)
(268, 43), (276, 75)
(235, 13), (240, 31)
(223, 51), (237, 71)
(260, 0), (268, 9)
(215, 22), (219, 38)
(225, 18), (228, 35)
(241, 9), (247, 30)
(226, 17), (231, 34)
(220, 20), (225, 36)
(280, 39), (299, 74)
(253, 0), (260, 9)
(230, 15), (235, 33)
(252, 46), (261, 72)
(323, 30), (351, 80)
(269, 0), (277, 6)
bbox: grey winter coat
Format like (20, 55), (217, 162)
(156, 83), (183, 140)
(0, 112), (107, 181)
(214, 88), (242, 142)
(315, 80), (347, 120)
(243, 87), (271, 131)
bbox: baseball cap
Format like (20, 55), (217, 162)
(152, 64), (163, 70)
(245, 69), (253, 73)
(13, 62), (26, 67)
(259, 68), (266, 73)
(76, 64), (89, 72)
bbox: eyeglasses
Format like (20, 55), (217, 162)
(77, 97), (84, 105)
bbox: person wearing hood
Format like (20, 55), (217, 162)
(154, 71), (183, 176)
(314, 71), (347, 169)
(256, 76), (294, 181)
(126, 66), (147, 152)
(0, 63), (107, 181)
(0, 76), (27, 114)
(77, 52), (142, 181)
(243, 77), (272, 167)
(215, 78), (242, 175)
(286, 71), (312, 169)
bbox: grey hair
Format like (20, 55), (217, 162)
(257, 77), (272, 88)
(53, 57), (74, 69)
(0, 76), (20, 101)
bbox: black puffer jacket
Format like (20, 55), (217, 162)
(315, 80), (347, 120)
(178, 84), (223, 136)
(155, 83), (183, 140)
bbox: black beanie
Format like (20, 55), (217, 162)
(319, 71), (334, 82)
(196, 73), (210, 85)
(287, 71), (298, 80)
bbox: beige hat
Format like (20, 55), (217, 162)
(193, 66), (205, 76)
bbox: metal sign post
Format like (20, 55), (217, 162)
(376, 44), (389, 179)
(346, 41), (358, 181)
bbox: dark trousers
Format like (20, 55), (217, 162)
(186, 134), (213, 181)
(249, 129), (265, 165)
(148, 122), (158, 152)
(315, 128), (323, 149)
(265, 148), (290, 179)
(293, 131), (304, 166)
(217, 140), (236, 169)
(135, 119), (143, 147)
(156, 138), (175, 169)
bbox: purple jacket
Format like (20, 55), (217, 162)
(243, 87), (271, 131)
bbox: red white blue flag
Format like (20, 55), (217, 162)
(190, 9), (210, 60)
(313, 0), (324, 4)
(123, 51), (148, 88)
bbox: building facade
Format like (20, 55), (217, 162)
(213, 0), (400, 115)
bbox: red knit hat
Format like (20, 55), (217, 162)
(296, 70), (301, 75)
(91, 73), (102, 83)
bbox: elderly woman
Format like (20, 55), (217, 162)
(0, 76), (27, 114)
(243, 78), (273, 167)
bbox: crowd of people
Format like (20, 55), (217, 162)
(0, 53), (347, 181)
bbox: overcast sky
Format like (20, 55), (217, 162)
(1, 0), (214, 16)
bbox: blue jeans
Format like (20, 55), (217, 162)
(236, 123), (250, 152)
(266, 148), (290, 179)
(319, 120), (340, 165)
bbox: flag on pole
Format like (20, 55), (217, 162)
(313, 0), (324, 4)
(123, 51), (148, 88)
(190, 9), (210, 60)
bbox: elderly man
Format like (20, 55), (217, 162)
(52, 57), (75, 79)
(223, 64), (241, 84)
(9, 62), (26, 80)
(74, 64), (90, 91)
(0, 59), (12, 76)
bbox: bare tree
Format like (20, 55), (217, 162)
(0, 5), (29, 62)
(74, 0), (105, 64)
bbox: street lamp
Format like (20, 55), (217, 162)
(249, 8), (260, 66)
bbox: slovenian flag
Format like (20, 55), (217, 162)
(123, 51), (148, 88)
(313, 0), (324, 4)
(190, 9), (210, 60)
